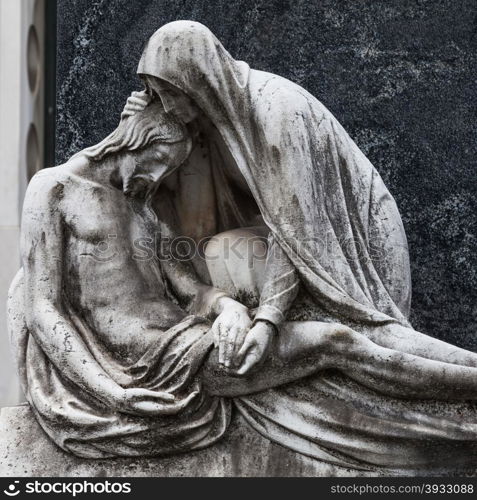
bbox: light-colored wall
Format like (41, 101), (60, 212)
(0, 0), (24, 406)
(0, 0), (45, 407)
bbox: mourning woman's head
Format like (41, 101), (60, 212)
(144, 76), (201, 124)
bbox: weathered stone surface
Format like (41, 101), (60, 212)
(0, 406), (371, 477)
(8, 16), (477, 474)
(56, 0), (477, 354)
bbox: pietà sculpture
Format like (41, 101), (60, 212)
(8, 21), (477, 473)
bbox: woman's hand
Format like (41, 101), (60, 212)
(234, 320), (276, 376)
(212, 300), (252, 369)
(121, 90), (151, 118)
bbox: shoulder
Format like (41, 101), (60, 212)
(253, 76), (310, 117)
(25, 156), (91, 202)
(250, 73), (320, 143)
(26, 167), (67, 203)
(22, 166), (73, 224)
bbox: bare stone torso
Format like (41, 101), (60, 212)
(60, 172), (186, 362)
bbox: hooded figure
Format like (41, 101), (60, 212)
(138, 22), (412, 328)
(135, 21), (477, 472)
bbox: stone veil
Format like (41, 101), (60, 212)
(137, 21), (477, 472)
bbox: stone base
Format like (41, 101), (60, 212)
(0, 405), (379, 477)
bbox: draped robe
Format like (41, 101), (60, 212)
(135, 21), (477, 473)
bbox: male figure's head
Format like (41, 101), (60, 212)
(80, 99), (193, 200)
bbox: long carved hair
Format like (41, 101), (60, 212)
(75, 98), (189, 162)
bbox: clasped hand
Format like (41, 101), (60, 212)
(212, 303), (275, 376)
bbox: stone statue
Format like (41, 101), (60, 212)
(7, 21), (477, 473)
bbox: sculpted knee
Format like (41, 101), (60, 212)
(204, 230), (236, 263)
(321, 324), (358, 353)
(205, 229), (267, 265)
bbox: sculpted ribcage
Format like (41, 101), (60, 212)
(59, 180), (185, 357)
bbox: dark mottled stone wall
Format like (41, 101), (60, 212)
(56, 0), (476, 350)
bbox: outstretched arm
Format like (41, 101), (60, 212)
(21, 173), (176, 415)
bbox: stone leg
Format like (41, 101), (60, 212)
(365, 322), (477, 368)
(203, 320), (477, 401)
